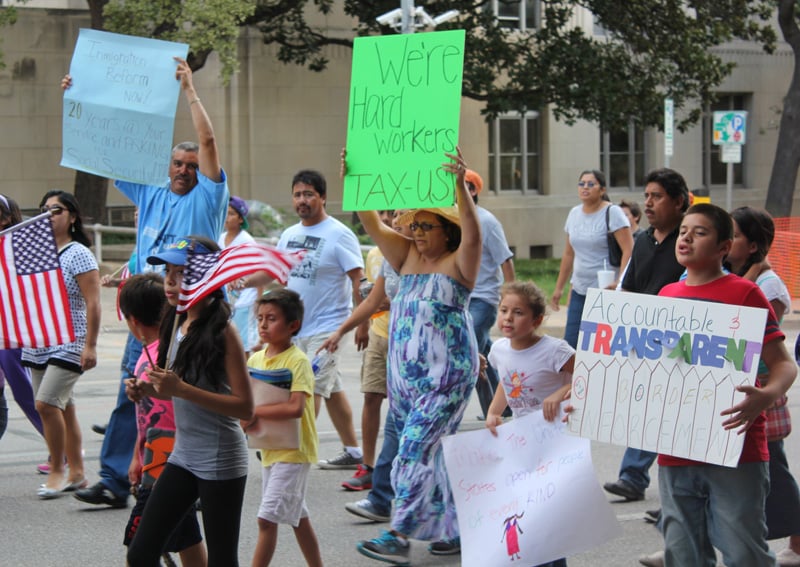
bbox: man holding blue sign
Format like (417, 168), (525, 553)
(63, 57), (229, 508)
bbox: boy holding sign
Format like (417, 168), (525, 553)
(656, 203), (796, 566)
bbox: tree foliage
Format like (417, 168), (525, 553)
(103, 0), (256, 82)
(237, 0), (778, 132)
(96, 0), (781, 132)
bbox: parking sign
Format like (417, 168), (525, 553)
(713, 111), (747, 145)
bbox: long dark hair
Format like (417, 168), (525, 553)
(437, 214), (461, 252)
(156, 236), (231, 391)
(0, 194), (22, 229)
(729, 206), (775, 276)
(39, 190), (92, 247)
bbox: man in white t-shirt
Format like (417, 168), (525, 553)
(277, 170), (367, 468)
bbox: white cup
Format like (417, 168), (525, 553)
(597, 269), (615, 289)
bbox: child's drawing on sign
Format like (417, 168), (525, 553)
(501, 512), (524, 561)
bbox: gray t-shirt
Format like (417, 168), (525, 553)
(167, 328), (248, 480)
(564, 204), (629, 294)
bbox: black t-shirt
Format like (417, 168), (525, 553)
(621, 225), (684, 295)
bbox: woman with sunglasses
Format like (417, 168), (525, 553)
(550, 170), (633, 348)
(22, 190), (100, 498)
(351, 148), (481, 564)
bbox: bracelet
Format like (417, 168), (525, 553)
(190, 98), (201, 105)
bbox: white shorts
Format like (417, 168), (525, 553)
(257, 462), (311, 527)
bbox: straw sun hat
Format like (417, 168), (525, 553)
(394, 206), (461, 227)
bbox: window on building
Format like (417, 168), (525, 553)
(600, 120), (646, 190)
(702, 94), (747, 188)
(493, 0), (540, 31)
(488, 112), (541, 194)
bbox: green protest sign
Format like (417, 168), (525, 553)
(343, 30), (465, 211)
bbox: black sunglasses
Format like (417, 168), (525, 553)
(409, 222), (442, 232)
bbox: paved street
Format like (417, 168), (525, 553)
(1, 287), (799, 566)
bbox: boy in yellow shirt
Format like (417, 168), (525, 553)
(244, 289), (322, 567)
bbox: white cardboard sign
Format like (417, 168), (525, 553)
(442, 409), (621, 566)
(567, 289), (767, 467)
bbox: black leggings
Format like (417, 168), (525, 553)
(127, 463), (247, 567)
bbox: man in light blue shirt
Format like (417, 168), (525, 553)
(70, 58), (228, 509)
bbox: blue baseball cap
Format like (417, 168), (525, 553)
(146, 238), (211, 266)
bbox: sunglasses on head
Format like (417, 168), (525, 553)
(409, 222), (442, 232)
(40, 205), (67, 216)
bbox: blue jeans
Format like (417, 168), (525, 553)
(659, 462), (773, 567)
(468, 297), (501, 416)
(99, 333), (141, 497)
(618, 447), (657, 492)
(367, 412), (399, 515)
(563, 290), (586, 349)
(766, 440), (800, 539)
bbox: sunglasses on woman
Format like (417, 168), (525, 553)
(409, 222), (442, 232)
(577, 181), (597, 188)
(40, 205), (67, 216)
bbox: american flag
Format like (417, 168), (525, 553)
(178, 241), (304, 313)
(0, 214), (75, 348)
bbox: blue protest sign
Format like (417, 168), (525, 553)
(61, 29), (189, 185)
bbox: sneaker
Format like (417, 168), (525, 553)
(777, 547), (800, 567)
(428, 537), (461, 555)
(345, 499), (390, 522)
(74, 482), (128, 508)
(638, 550), (664, 567)
(318, 449), (362, 470)
(357, 530), (410, 566)
(603, 479), (645, 501)
(342, 465), (373, 491)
